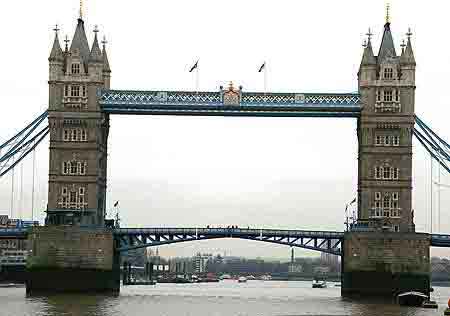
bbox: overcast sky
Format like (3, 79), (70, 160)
(0, 0), (449, 259)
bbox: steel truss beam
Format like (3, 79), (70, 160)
(431, 234), (450, 247)
(114, 228), (344, 255)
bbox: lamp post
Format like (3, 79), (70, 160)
(345, 197), (357, 232)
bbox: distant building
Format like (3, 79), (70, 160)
(320, 252), (340, 269)
(288, 263), (303, 274)
(313, 266), (330, 274)
(193, 253), (212, 274)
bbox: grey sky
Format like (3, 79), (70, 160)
(0, 0), (449, 259)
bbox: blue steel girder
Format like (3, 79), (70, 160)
(113, 228), (344, 256)
(99, 90), (361, 118)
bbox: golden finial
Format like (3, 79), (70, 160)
(385, 2), (391, 24)
(79, 0), (83, 20)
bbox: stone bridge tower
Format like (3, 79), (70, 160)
(357, 19), (416, 232)
(47, 18), (111, 226)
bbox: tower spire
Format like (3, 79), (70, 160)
(385, 2), (390, 25)
(79, 0), (84, 20)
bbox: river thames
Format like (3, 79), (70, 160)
(1, 281), (448, 316)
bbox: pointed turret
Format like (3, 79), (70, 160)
(70, 18), (91, 64)
(102, 37), (111, 73)
(89, 26), (102, 63)
(49, 25), (63, 62)
(400, 29), (416, 65)
(378, 22), (397, 62)
(360, 38), (376, 66)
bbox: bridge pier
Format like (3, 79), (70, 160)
(26, 227), (120, 294)
(342, 232), (430, 297)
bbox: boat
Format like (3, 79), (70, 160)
(421, 300), (438, 309)
(312, 279), (327, 288)
(238, 276), (247, 283)
(219, 274), (231, 280)
(260, 274), (272, 281)
(397, 291), (428, 307)
(334, 283), (341, 287)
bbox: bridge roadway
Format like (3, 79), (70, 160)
(2, 227), (450, 256)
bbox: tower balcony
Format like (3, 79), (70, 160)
(63, 96), (88, 109)
(374, 101), (401, 113)
(369, 207), (402, 219)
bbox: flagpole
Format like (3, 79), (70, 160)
(263, 61), (267, 94)
(196, 63), (199, 93)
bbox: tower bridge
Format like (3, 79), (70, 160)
(0, 6), (449, 296)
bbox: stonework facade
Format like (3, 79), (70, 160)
(342, 232), (430, 296)
(47, 19), (111, 226)
(357, 22), (416, 232)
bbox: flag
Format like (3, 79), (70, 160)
(189, 60), (199, 72)
(114, 201), (119, 207)
(350, 197), (356, 205)
(258, 61), (266, 73)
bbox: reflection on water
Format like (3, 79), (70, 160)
(0, 281), (448, 316)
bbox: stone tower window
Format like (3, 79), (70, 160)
(71, 63), (80, 74)
(64, 85), (69, 97)
(375, 166), (382, 179)
(376, 90), (381, 102)
(393, 135), (400, 146)
(395, 90), (400, 102)
(384, 68), (393, 79)
(81, 129), (87, 141)
(383, 90), (393, 102)
(71, 85), (80, 97)
(70, 161), (77, 174)
(63, 162), (69, 175)
(392, 167), (399, 180)
(383, 167), (390, 179)
(375, 135), (382, 146)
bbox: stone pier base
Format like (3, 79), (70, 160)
(342, 232), (430, 297)
(26, 226), (120, 294)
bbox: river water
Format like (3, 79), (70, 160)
(1, 281), (449, 316)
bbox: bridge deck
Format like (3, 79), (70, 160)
(3, 228), (449, 255)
